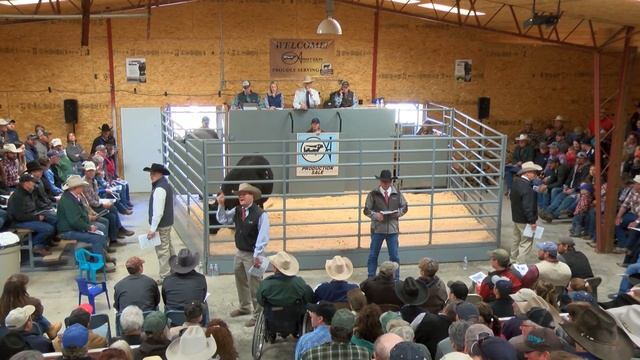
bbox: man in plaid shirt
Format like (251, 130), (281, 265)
(2, 143), (22, 188)
(301, 309), (369, 360)
(615, 175), (640, 251)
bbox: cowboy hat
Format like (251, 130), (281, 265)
(607, 305), (640, 347)
(62, 175), (89, 190)
(143, 163), (170, 176)
(325, 256), (354, 281)
(561, 302), (634, 360)
(1, 144), (22, 154)
(0, 119), (9, 126)
(553, 115), (566, 121)
(169, 249), (200, 274)
(100, 123), (112, 132)
(166, 325), (217, 360)
(233, 183), (261, 200)
(83, 161), (96, 171)
(302, 75), (314, 84)
(633, 175), (640, 184)
(375, 169), (397, 181)
(394, 277), (429, 306)
(514, 134), (529, 141)
(517, 161), (542, 175)
(268, 251), (300, 276)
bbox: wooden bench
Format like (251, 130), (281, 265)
(14, 228), (82, 272)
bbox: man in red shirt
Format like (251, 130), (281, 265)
(477, 249), (523, 302)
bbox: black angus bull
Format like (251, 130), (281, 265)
(208, 155), (274, 234)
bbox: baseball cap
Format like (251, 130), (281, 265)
(515, 327), (563, 353)
(331, 308), (355, 330)
(455, 302), (479, 321)
(576, 151), (588, 159)
(517, 307), (554, 328)
(65, 308), (90, 327)
(340, 80), (350, 87)
(379, 311), (402, 332)
(18, 173), (37, 184)
(143, 311), (167, 334)
(579, 183), (594, 193)
(510, 288), (537, 302)
(487, 248), (510, 267)
(50, 138), (62, 147)
(495, 279), (513, 298)
(389, 341), (428, 359)
(125, 256), (145, 271)
(557, 237), (575, 246)
(379, 261), (399, 275)
(4, 305), (35, 329)
(78, 304), (93, 315)
(47, 150), (60, 158)
(470, 336), (517, 359)
(241, 80), (251, 87)
(536, 242), (558, 257)
(464, 324), (494, 351)
(447, 281), (469, 300)
(548, 142), (559, 148)
(311, 117), (320, 124)
(386, 319), (411, 332)
(62, 323), (89, 349)
(306, 301), (336, 323)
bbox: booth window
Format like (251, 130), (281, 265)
(385, 103), (425, 135)
(168, 106), (222, 138)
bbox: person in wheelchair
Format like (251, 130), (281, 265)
(256, 251), (314, 308)
(301, 309), (370, 360)
(294, 301), (336, 360)
(313, 256), (359, 303)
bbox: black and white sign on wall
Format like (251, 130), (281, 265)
(126, 58), (147, 83)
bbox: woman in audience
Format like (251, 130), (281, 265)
(534, 280), (559, 310)
(476, 302), (501, 336)
(346, 288), (367, 316)
(264, 81), (284, 110)
(109, 340), (134, 360)
(66, 133), (88, 172)
(350, 303), (383, 353)
(204, 319), (238, 360)
(0, 273), (61, 339)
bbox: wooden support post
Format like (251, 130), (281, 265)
(593, 51), (602, 250)
(81, 0), (91, 47)
(371, 4), (379, 101)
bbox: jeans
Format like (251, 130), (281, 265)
(552, 196), (578, 218)
(504, 165), (521, 192)
(114, 180), (132, 206)
(615, 212), (638, 248)
(15, 221), (55, 249)
(34, 315), (51, 334)
(586, 208), (596, 240)
(618, 260), (640, 294)
(570, 213), (587, 235)
(60, 231), (107, 254)
(623, 230), (640, 265)
(93, 219), (109, 240)
(94, 206), (121, 242)
(367, 233), (399, 279)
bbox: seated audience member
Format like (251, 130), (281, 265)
(468, 336), (517, 360)
(66, 133), (89, 170)
(350, 304), (383, 354)
(614, 175), (640, 253)
(257, 251), (313, 308)
(111, 305), (143, 346)
(162, 249), (207, 311)
(360, 261), (403, 307)
(414, 300), (458, 359)
(463, 324), (494, 355)
(436, 320), (471, 360)
(560, 302), (634, 360)
(204, 319), (238, 360)
(389, 341), (431, 359)
(509, 288), (537, 316)
(52, 148), (76, 183)
(57, 175), (109, 256)
(446, 281), (469, 303)
(25, 161), (55, 211)
(508, 307), (556, 351)
(293, 76), (321, 110)
(313, 256), (358, 303)
(515, 327), (564, 359)
(394, 277), (428, 323)
(601, 281), (640, 309)
(168, 301), (204, 339)
(301, 309), (369, 360)
(231, 80), (263, 110)
(476, 302), (501, 337)
(379, 311), (401, 332)
(306, 118), (324, 134)
(477, 249), (522, 302)
(97, 349), (128, 360)
(490, 279), (515, 318)
(47, 150), (65, 187)
(109, 341), (134, 360)
(37, 158), (61, 198)
(533, 142), (549, 169)
(0, 273), (60, 339)
(264, 81), (284, 110)
(416, 257), (448, 314)
(134, 311), (170, 360)
(556, 237), (593, 279)
(34, 132), (49, 160)
(569, 183), (593, 237)
(23, 134), (38, 164)
(2, 144), (23, 189)
(372, 333), (403, 360)
(2, 305), (53, 353)
(165, 326), (216, 360)
(541, 152), (590, 222)
(5, 119), (19, 144)
(327, 80), (357, 108)
(59, 324), (91, 360)
(534, 242), (572, 287)
(114, 257), (160, 312)
(91, 124), (116, 156)
(7, 173), (55, 257)
(53, 307), (107, 351)
(346, 288), (367, 314)
(539, 157), (568, 208)
(534, 281), (560, 309)
(294, 302), (336, 360)
(6, 350), (45, 360)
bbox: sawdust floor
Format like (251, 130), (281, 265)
(205, 192), (494, 256)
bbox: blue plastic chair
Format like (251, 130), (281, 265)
(75, 248), (106, 282)
(76, 277), (110, 314)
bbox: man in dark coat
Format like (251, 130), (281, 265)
(509, 161), (541, 264)
(556, 237), (593, 279)
(360, 261), (403, 307)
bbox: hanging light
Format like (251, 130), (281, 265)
(317, 0), (342, 35)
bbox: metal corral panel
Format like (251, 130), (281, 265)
(397, 136), (450, 189)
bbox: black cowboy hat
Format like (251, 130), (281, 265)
(375, 169), (397, 181)
(394, 276), (429, 306)
(100, 124), (112, 132)
(143, 163), (171, 176)
(169, 249), (200, 274)
(25, 161), (43, 173)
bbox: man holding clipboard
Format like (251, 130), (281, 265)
(364, 170), (408, 279)
(144, 163), (174, 283)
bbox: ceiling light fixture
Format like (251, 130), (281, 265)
(317, 0), (342, 35)
(418, 2), (486, 16)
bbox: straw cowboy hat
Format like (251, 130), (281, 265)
(394, 277), (429, 306)
(233, 183), (261, 200)
(561, 302), (634, 360)
(0, 119), (9, 126)
(514, 134), (529, 141)
(517, 161), (542, 175)
(607, 305), (640, 348)
(302, 75), (314, 84)
(633, 174), (640, 184)
(169, 249), (200, 274)
(83, 161), (96, 172)
(325, 256), (354, 281)
(165, 326), (217, 360)
(62, 175), (89, 191)
(268, 251), (300, 276)
(553, 115), (566, 121)
(1, 144), (22, 154)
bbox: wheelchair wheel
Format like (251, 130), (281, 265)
(251, 311), (266, 360)
(301, 311), (312, 335)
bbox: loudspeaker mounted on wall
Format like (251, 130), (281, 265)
(64, 99), (78, 124)
(478, 97), (490, 120)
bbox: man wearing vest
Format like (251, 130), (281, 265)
(144, 163), (175, 283)
(216, 183), (270, 327)
(363, 170), (408, 279)
(327, 80), (358, 108)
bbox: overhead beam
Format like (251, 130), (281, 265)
(81, 0), (90, 46)
(0, 13), (148, 20)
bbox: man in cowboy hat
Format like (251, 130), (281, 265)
(2, 143), (24, 189)
(256, 250), (313, 308)
(216, 182), (271, 326)
(327, 80), (358, 108)
(510, 161), (542, 263)
(144, 163), (175, 282)
(504, 134), (535, 195)
(91, 123), (116, 155)
(231, 80), (263, 110)
(313, 256), (358, 303)
(552, 115), (566, 133)
(165, 326), (217, 360)
(162, 249), (207, 315)
(293, 75), (321, 110)
(363, 169), (408, 279)
(394, 276), (429, 322)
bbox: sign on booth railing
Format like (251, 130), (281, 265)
(296, 132), (340, 176)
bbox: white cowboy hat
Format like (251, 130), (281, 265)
(232, 183), (261, 200)
(607, 305), (640, 347)
(50, 138), (62, 147)
(325, 256), (354, 281)
(554, 115), (566, 121)
(0, 119), (9, 126)
(62, 175), (89, 190)
(302, 75), (314, 84)
(165, 326), (217, 360)
(83, 161), (96, 171)
(514, 134), (529, 141)
(517, 161), (542, 175)
(1, 143), (22, 153)
(268, 251), (300, 276)
(633, 175), (640, 184)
